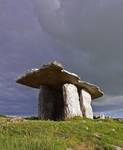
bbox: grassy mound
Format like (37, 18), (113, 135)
(0, 116), (123, 150)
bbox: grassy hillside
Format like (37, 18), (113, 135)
(0, 116), (123, 150)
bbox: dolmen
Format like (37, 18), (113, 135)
(16, 61), (103, 120)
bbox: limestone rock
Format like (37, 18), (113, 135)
(38, 86), (64, 120)
(100, 114), (105, 119)
(63, 84), (82, 119)
(80, 89), (93, 119)
(16, 61), (103, 100)
(112, 145), (122, 150)
(7, 117), (26, 124)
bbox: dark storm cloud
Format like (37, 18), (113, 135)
(0, 0), (63, 115)
(33, 0), (123, 50)
(93, 95), (123, 118)
(33, 0), (123, 95)
(93, 95), (123, 110)
(33, 0), (123, 116)
(0, 0), (123, 116)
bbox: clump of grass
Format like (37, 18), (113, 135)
(0, 117), (122, 150)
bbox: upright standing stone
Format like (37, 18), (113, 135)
(80, 89), (93, 119)
(38, 86), (64, 120)
(63, 84), (82, 119)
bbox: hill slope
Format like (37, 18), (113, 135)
(0, 117), (123, 150)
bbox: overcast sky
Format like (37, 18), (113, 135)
(0, 0), (123, 117)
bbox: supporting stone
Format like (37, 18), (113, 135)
(38, 86), (64, 120)
(63, 84), (82, 119)
(80, 89), (93, 119)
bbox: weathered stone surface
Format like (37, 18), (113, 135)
(63, 84), (82, 119)
(112, 145), (122, 150)
(16, 61), (103, 99)
(38, 85), (64, 120)
(80, 89), (93, 119)
(100, 114), (105, 119)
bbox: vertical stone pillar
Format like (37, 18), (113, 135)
(38, 86), (54, 120)
(38, 85), (64, 120)
(80, 89), (93, 119)
(63, 84), (82, 119)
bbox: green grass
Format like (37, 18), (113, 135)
(0, 116), (123, 150)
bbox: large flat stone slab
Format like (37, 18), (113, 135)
(16, 61), (103, 99)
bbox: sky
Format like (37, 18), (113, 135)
(0, 0), (123, 117)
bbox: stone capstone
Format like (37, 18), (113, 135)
(63, 84), (82, 119)
(16, 61), (103, 99)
